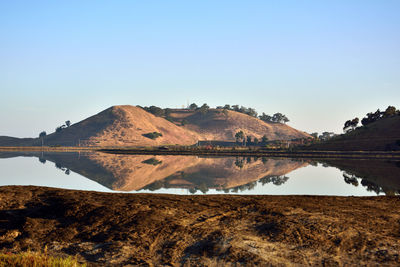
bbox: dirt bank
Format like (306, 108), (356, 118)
(0, 186), (399, 266)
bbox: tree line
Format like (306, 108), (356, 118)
(343, 105), (399, 133)
(38, 120), (71, 145)
(140, 103), (290, 124)
(234, 130), (269, 146)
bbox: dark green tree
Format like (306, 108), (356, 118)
(39, 131), (46, 146)
(232, 105), (240, 112)
(361, 109), (382, 126)
(235, 131), (244, 143)
(343, 118), (359, 132)
(261, 135), (268, 144)
(259, 113), (272, 122)
(189, 103), (198, 110)
(199, 103), (209, 115)
(246, 136), (252, 144)
(272, 113), (289, 123)
(383, 106), (397, 117)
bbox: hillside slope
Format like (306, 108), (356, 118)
(169, 109), (310, 141)
(0, 105), (311, 147)
(38, 106), (200, 146)
(309, 115), (400, 151)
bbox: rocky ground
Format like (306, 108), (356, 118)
(0, 186), (399, 266)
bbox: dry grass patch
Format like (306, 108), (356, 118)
(0, 249), (85, 267)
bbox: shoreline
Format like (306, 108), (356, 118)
(1, 146), (400, 159)
(1, 185), (399, 265)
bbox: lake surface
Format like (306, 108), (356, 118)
(0, 151), (399, 196)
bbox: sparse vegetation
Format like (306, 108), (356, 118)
(234, 131), (244, 143)
(0, 250), (85, 267)
(343, 118), (359, 132)
(39, 131), (47, 138)
(142, 106), (165, 117)
(358, 105), (399, 127)
(142, 132), (163, 140)
(198, 103), (209, 115)
(142, 158), (162, 165)
(189, 103), (198, 110)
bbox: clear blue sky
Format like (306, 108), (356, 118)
(1, 0), (399, 137)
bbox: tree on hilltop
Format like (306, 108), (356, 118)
(39, 131), (46, 146)
(383, 106), (397, 117)
(259, 113), (272, 122)
(272, 113), (289, 123)
(189, 103), (198, 110)
(343, 118), (359, 132)
(361, 109), (382, 126)
(199, 103), (209, 115)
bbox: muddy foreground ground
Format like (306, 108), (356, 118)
(0, 186), (399, 266)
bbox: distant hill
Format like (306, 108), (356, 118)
(0, 105), (310, 147)
(45, 105), (200, 146)
(0, 136), (36, 146)
(168, 108), (310, 141)
(0, 106), (200, 147)
(308, 115), (400, 151)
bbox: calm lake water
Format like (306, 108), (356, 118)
(0, 151), (399, 196)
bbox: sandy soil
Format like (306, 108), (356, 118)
(1, 186), (399, 266)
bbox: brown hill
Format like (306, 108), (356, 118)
(308, 115), (400, 151)
(168, 109), (310, 141)
(0, 105), (310, 147)
(0, 136), (35, 146)
(34, 106), (200, 147)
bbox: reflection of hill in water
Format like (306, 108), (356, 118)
(74, 153), (309, 191)
(0, 152), (307, 192)
(3, 152), (398, 195)
(322, 159), (400, 195)
(141, 157), (304, 193)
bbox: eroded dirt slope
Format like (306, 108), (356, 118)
(1, 186), (399, 266)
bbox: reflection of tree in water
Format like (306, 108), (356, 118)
(259, 175), (289, 186)
(54, 162), (71, 175)
(141, 158), (300, 194)
(342, 172), (359, 186)
(226, 181), (258, 193)
(142, 174), (209, 194)
(141, 158), (162, 166)
(234, 158), (244, 169)
(361, 180), (384, 195)
(234, 156), (270, 169)
(218, 175), (290, 193)
(342, 170), (384, 195)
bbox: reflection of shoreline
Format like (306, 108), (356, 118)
(2, 152), (399, 195)
(0, 152), (307, 193)
(139, 157), (307, 193)
(2, 146), (400, 159)
(322, 160), (400, 195)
